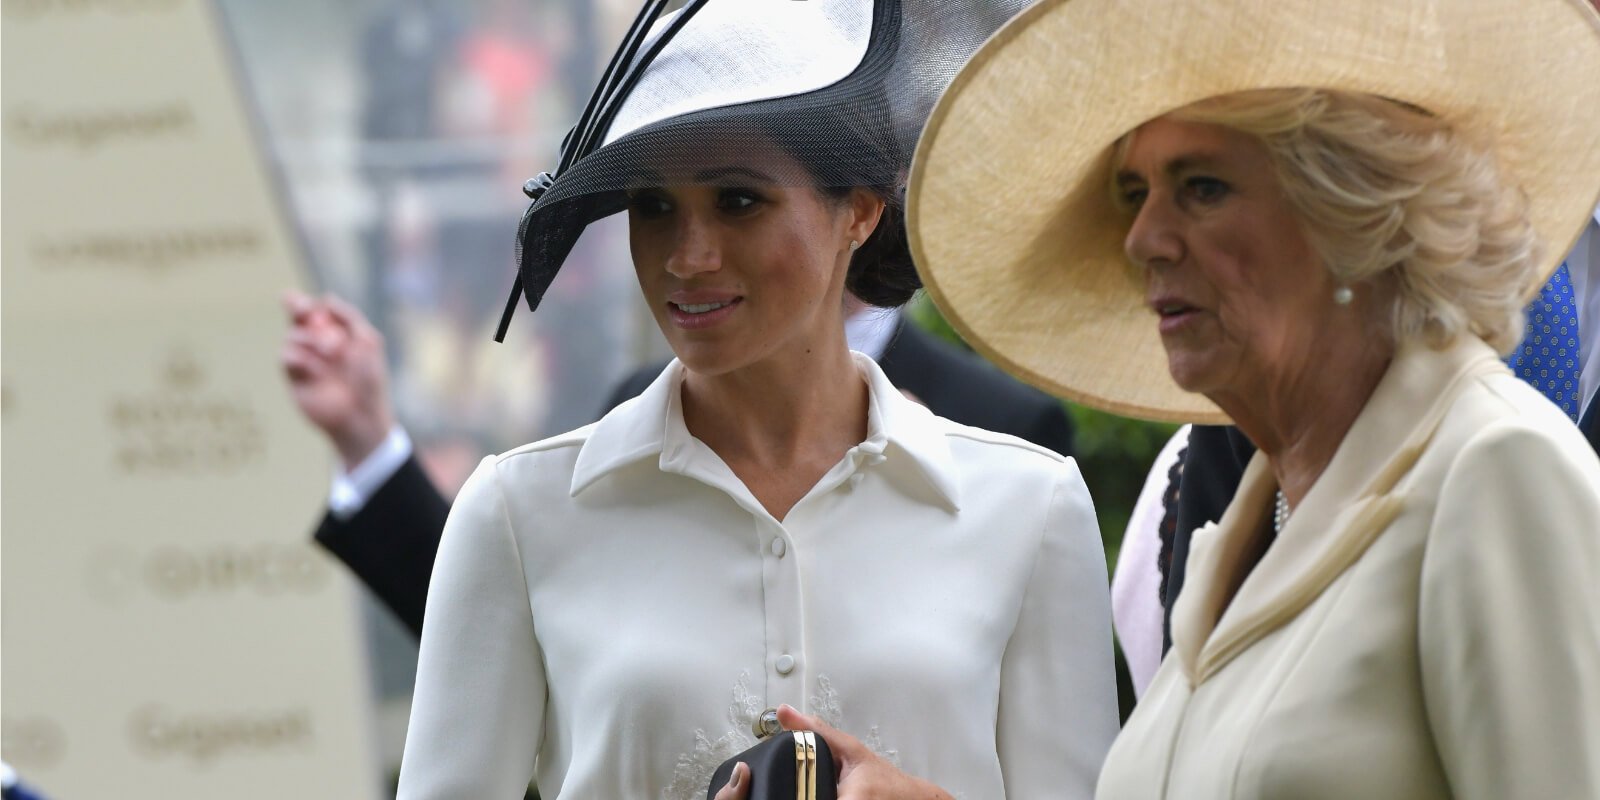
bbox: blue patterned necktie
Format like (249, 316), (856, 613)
(1509, 262), (1582, 421)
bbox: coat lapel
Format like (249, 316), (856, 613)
(1171, 337), (1508, 684)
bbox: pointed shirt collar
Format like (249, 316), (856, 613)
(1171, 335), (1508, 684)
(569, 352), (960, 512)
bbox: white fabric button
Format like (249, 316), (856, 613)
(775, 654), (796, 675)
(770, 538), (787, 558)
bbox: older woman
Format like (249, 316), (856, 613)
(905, 0), (1600, 797)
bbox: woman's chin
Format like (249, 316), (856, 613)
(1164, 352), (1223, 396)
(671, 343), (750, 377)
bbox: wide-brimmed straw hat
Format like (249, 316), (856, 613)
(907, 0), (1600, 423)
(494, 0), (1032, 340)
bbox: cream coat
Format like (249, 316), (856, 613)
(397, 354), (1119, 800)
(1097, 335), (1600, 799)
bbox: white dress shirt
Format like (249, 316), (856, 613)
(327, 425), (413, 520)
(396, 353), (1118, 800)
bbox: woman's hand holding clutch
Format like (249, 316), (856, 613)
(712, 705), (954, 800)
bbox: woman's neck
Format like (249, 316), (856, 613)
(1211, 334), (1394, 511)
(679, 333), (869, 519)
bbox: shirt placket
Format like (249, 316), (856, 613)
(760, 442), (889, 710)
(668, 433), (891, 727)
(758, 510), (806, 711)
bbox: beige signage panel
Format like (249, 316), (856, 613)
(3, 1), (379, 798)
(3, 0), (310, 318)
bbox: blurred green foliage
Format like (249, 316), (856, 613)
(1067, 404), (1179, 568)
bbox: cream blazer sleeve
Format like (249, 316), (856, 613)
(997, 458), (1119, 798)
(1420, 418), (1600, 799)
(397, 457), (545, 799)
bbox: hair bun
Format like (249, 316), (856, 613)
(845, 203), (920, 307)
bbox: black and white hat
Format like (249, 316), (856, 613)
(496, 0), (1031, 340)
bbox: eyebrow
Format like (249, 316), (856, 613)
(693, 166), (777, 184)
(629, 167), (666, 188)
(1115, 154), (1226, 187)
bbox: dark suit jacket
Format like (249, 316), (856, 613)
(315, 319), (1076, 636)
(1583, 396), (1599, 454)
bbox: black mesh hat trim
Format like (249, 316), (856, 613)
(561, 0), (675, 174)
(496, 0), (693, 341)
(574, 0), (715, 165)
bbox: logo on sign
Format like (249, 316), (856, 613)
(108, 348), (267, 476)
(129, 706), (314, 764)
(86, 542), (333, 603)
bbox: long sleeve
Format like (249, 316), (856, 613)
(996, 459), (1120, 799)
(397, 457), (546, 799)
(1419, 420), (1600, 800)
(315, 361), (669, 639)
(313, 454), (450, 637)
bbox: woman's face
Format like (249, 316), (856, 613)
(627, 147), (881, 376)
(1116, 117), (1337, 401)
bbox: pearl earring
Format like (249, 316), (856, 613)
(848, 240), (860, 251)
(1333, 286), (1354, 305)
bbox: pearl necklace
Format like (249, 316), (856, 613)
(1274, 491), (1291, 533)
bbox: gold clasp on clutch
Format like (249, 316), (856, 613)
(793, 730), (817, 800)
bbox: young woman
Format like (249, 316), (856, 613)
(396, 2), (1119, 798)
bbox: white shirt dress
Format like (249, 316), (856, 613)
(397, 353), (1118, 800)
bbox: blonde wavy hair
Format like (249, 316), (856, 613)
(1165, 88), (1544, 354)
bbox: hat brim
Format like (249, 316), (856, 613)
(908, 0), (1600, 424)
(517, 93), (907, 312)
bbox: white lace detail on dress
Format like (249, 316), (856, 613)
(661, 672), (911, 800)
(662, 671), (762, 800)
(809, 674), (900, 767)
(810, 677), (966, 799)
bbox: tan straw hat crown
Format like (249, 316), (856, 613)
(908, 0), (1600, 423)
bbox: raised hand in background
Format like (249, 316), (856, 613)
(279, 290), (397, 470)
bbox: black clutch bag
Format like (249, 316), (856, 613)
(706, 730), (837, 800)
